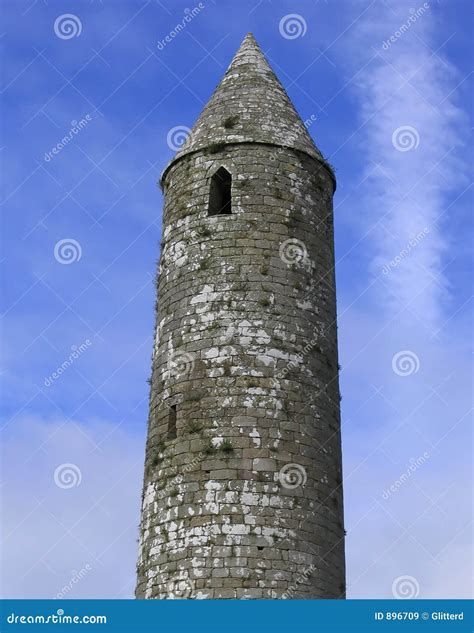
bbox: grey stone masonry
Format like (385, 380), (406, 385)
(136, 33), (345, 600)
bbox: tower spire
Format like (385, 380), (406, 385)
(165, 33), (327, 179)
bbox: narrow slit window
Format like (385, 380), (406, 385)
(208, 167), (232, 216)
(167, 405), (177, 440)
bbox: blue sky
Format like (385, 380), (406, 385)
(1, 0), (472, 599)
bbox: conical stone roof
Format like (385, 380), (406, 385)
(163, 33), (329, 181)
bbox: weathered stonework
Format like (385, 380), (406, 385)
(136, 33), (345, 600)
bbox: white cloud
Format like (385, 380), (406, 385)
(335, 2), (472, 598)
(1, 416), (143, 598)
(345, 0), (468, 331)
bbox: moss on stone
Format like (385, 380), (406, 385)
(220, 440), (234, 454)
(222, 115), (239, 129)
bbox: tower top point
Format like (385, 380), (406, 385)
(162, 32), (332, 183)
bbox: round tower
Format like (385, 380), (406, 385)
(136, 33), (345, 600)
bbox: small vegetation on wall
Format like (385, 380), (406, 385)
(222, 115), (239, 129)
(186, 420), (202, 434)
(220, 439), (234, 454)
(208, 142), (226, 154)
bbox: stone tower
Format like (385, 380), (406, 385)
(136, 33), (345, 600)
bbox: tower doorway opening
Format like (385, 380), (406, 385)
(208, 167), (232, 216)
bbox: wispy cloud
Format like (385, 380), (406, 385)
(347, 0), (469, 331)
(335, 1), (472, 598)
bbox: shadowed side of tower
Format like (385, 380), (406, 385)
(136, 33), (345, 600)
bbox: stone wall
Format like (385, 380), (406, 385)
(136, 142), (345, 600)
